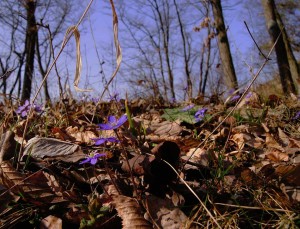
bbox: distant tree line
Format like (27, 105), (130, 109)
(0, 0), (299, 103)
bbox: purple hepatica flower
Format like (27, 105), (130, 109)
(92, 136), (120, 146)
(109, 92), (120, 102)
(16, 100), (42, 118)
(98, 114), (128, 130)
(194, 107), (208, 122)
(16, 100), (30, 117)
(79, 152), (106, 165)
(170, 97), (176, 104)
(292, 111), (300, 120)
(91, 97), (100, 104)
(181, 104), (195, 112)
(230, 94), (241, 102)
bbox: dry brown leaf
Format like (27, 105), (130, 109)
(0, 131), (17, 163)
(0, 162), (66, 204)
(265, 149), (289, 162)
(185, 148), (209, 166)
(51, 127), (74, 141)
(275, 164), (300, 186)
(278, 128), (290, 146)
(283, 185), (300, 202)
(240, 168), (262, 186)
(40, 215), (62, 229)
(65, 126), (97, 144)
(265, 133), (285, 152)
(231, 133), (246, 150)
(143, 195), (187, 229)
(121, 154), (151, 175)
(153, 121), (183, 137)
(22, 136), (85, 162)
(108, 185), (152, 229)
(289, 138), (300, 148)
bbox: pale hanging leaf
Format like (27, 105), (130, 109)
(100, 0), (122, 98)
(22, 136), (85, 162)
(63, 25), (92, 92)
(107, 185), (152, 229)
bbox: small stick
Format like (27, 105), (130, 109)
(244, 21), (269, 60)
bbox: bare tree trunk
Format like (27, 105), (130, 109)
(210, 0), (238, 90)
(173, 0), (192, 99)
(152, 0), (175, 99)
(21, 0), (37, 101)
(36, 29), (51, 103)
(261, 0), (296, 95)
(274, 4), (300, 88)
(202, 34), (212, 95)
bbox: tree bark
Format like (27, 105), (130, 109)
(153, 0), (175, 100)
(173, 0), (192, 99)
(210, 0), (238, 90)
(261, 0), (296, 95)
(274, 4), (300, 88)
(21, 0), (37, 101)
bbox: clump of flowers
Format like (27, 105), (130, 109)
(80, 114), (127, 166)
(79, 152), (106, 165)
(194, 107), (208, 122)
(16, 100), (43, 118)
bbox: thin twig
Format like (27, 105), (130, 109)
(244, 21), (269, 60)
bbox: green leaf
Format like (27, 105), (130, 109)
(162, 107), (199, 124)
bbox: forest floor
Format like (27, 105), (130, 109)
(0, 92), (299, 228)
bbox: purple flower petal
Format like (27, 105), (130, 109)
(92, 137), (119, 145)
(108, 116), (117, 124)
(181, 104), (195, 112)
(194, 108), (208, 122)
(292, 111), (300, 120)
(90, 158), (98, 165)
(98, 115), (127, 130)
(116, 115), (128, 127)
(79, 158), (91, 165)
(79, 153), (106, 165)
(92, 138), (107, 145)
(231, 95), (240, 102)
